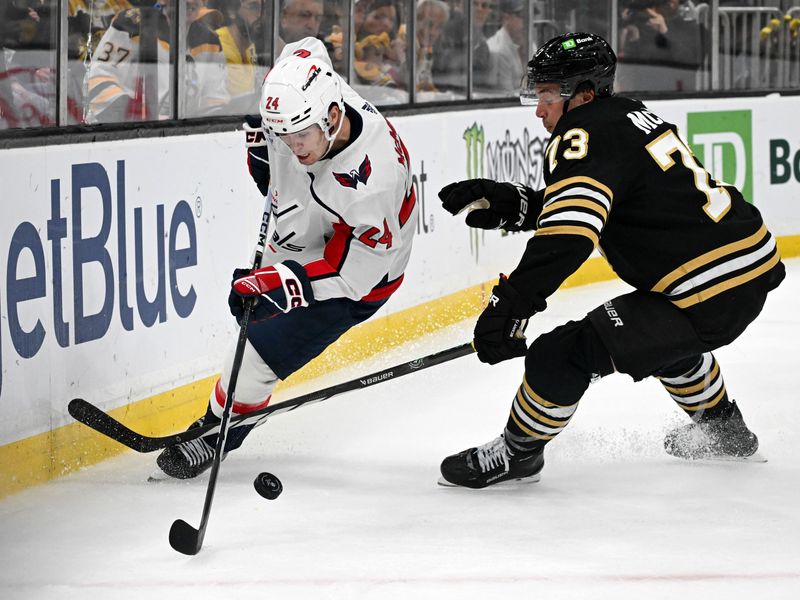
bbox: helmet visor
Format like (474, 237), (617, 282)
(520, 84), (567, 107)
(268, 123), (326, 157)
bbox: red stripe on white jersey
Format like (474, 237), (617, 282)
(399, 186), (416, 227)
(323, 220), (354, 271)
(361, 274), (404, 302)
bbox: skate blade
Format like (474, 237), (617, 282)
(147, 469), (171, 483)
(668, 451), (768, 463)
(437, 473), (542, 489)
(694, 451), (768, 463)
(146, 469), (194, 483)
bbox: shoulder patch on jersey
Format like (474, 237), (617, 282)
(333, 155), (372, 189)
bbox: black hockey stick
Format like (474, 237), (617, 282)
(68, 342), (476, 453)
(168, 198), (273, 555)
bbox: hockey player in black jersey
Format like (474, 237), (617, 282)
(438, 32), (785, 489)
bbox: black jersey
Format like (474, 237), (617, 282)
(509, 95), (784, 316)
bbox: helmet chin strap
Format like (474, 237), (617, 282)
(319, 106), (346, 160)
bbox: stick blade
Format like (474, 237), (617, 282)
(169, 519), (203, 555)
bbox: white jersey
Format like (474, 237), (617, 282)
(264, 38), (417, 303)
(87, 8), (228, 122)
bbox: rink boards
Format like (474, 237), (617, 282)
(1, 95), (799, 496)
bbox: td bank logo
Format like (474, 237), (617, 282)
(687, 110), (753, 203)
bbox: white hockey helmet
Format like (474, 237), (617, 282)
(259, 55), (345, 142)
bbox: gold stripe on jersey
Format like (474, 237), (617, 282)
(545, 175), (614, 201)
(537, 176), (612, 247)
(191, 43), (223, 58)
(671, 251), (779, 308)
(88, 76), (125, 106)
(650, 224), (779, 308)
(90, 84), (126, 107)
(510, 376), (578, 441)
(536, 225), (599, 247)
(652, 224), (770, 292)
(539, 198), (609, 222)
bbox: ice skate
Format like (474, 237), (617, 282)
(664, 400), (763, 461)
(155, 417), (223, 480)
(439, 435), (544, 489)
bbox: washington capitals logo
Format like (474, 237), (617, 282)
(333, 155), (372, 189)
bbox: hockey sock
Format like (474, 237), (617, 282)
(505, 320), (613, 453)
(505, 374), (578, 454)
(656, 352), (730, 422)
(196, 404), (257, 453)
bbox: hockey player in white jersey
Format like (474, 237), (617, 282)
(156, 37), (418, 479)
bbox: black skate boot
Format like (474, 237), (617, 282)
(155, 413), (257, 479)
(664, 400), (759, 460)
(439, 435), (544, 489)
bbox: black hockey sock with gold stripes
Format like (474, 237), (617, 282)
(656, 353), (731, 422)
(504, 375), (579, 454)
(504, 319), (614, 454)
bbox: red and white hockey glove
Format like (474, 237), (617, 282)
(229, 260), (314, 322)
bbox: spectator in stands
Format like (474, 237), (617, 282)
(86, 0), (229, 123)
(279, 0), (324, 49)
(322, 0), (349, 72)
(0, 0), (57, 128)
(617, 0), (706, 92)
(434, 0), (497, 94)
(186, 0), (230, 116)
(352, 0), (406, 89)
(214, 0), (262, 107)
(487, 0), (527, 93)
(415, 0), (450, 93)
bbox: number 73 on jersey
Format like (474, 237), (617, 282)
(546, 127), (733, 222)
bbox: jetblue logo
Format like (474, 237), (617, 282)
(0, 160), (199, 399)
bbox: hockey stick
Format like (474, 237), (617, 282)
(68, 342), (476, 453)
(168, 197), (273, 556)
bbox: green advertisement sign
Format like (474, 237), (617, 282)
(687, 110), (753, 203)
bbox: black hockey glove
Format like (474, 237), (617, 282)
(244, 114), (270, 196)
(438, 179), (541, 232)
(473, 276), (536, 365)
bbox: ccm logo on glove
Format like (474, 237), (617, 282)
(231, 260), (314, 317)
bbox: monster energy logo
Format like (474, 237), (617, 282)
(464, 123), (485, 179)
(464, 123), (486, 261)
(462, 122), (549, 259)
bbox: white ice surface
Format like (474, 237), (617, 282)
(1, 260), (799, 600)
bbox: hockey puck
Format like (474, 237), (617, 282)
(253, 472), (282, 500)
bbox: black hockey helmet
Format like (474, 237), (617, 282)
(521, 32), (616, 106)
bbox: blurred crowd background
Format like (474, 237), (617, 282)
(1, 0), (799, 130)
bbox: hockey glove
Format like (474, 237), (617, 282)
(244, 114), (270, 196)
(438, 179), (541, 232)
(228, 268), (268, 324)
(229, 261), (314, 323)
(473, 276), (536, 365)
